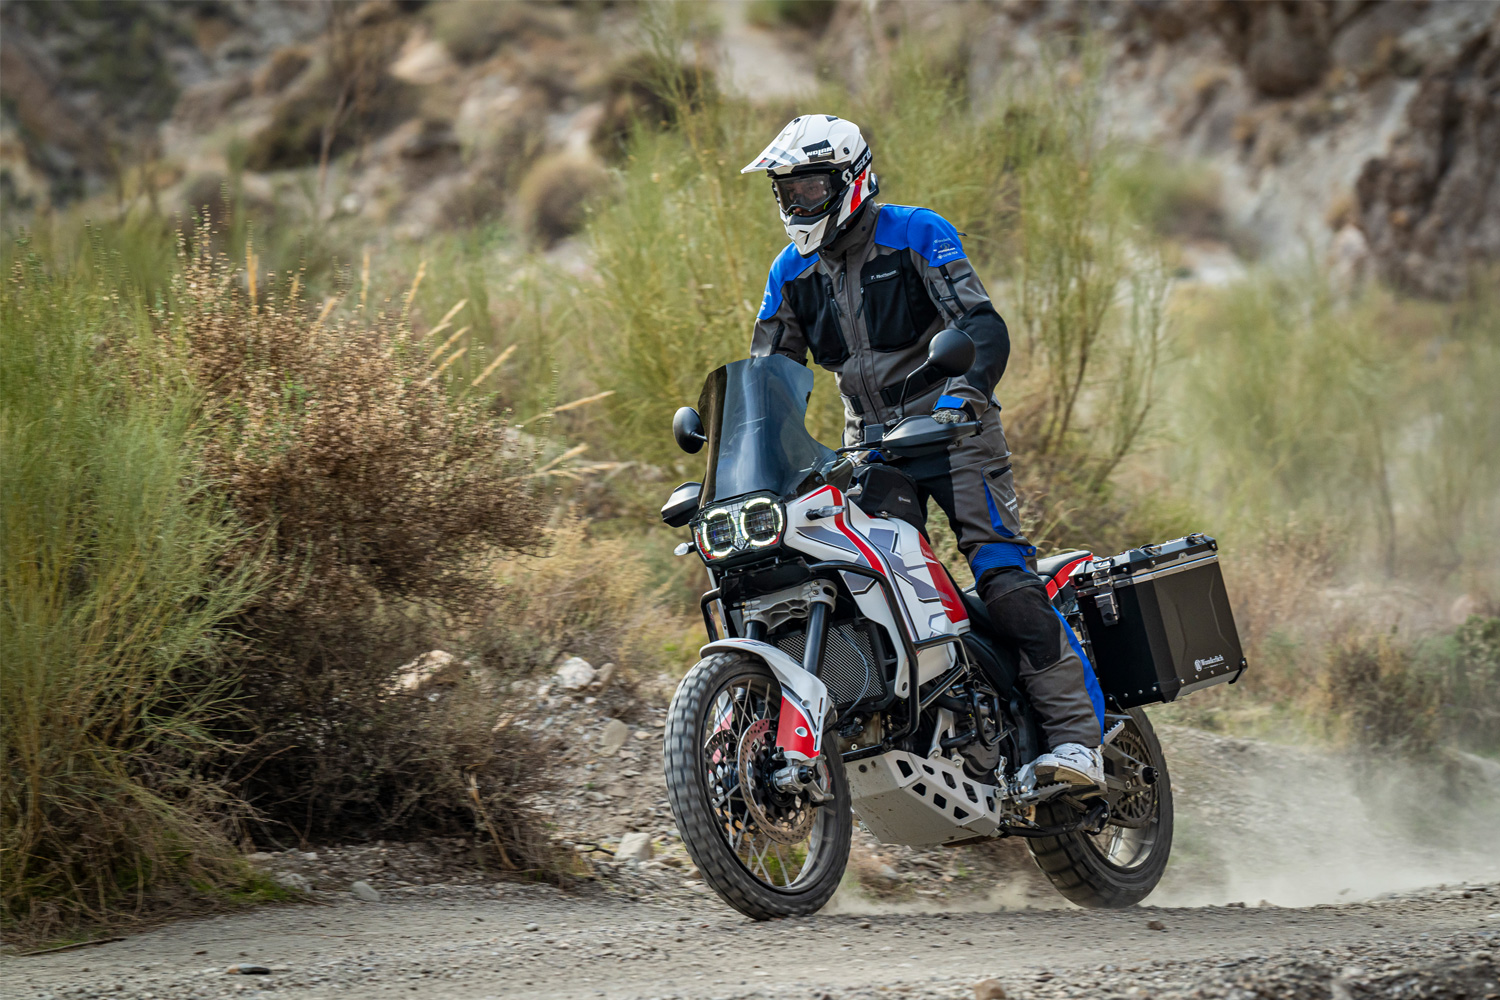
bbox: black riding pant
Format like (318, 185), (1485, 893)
(883, 408), (1104, 749)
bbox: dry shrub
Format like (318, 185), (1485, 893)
(1324, 614), (1498, 757)
(428, 0), (571, 66)
(243, 8), (416, 173)
(514, 154), (613, 247)
(166, 228), (555, 853)
(1325, 630), (1443, 755)
(747, 0), (837, 32)
(591, 51), (717, 163)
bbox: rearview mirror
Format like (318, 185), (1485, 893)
(926, 328), (975, 378)
(660, 481), (702, 527)
(672, 407), (707, 454)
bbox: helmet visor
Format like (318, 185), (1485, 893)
(773, 172), (837, 217)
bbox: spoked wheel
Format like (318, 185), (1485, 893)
(663, 652), (851, 920)
(1028, 707), (1173, 908)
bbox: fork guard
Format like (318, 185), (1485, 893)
(700, 639), (831, 763)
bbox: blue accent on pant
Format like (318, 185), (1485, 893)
(970, 541), (1035, 575)
(982, 475), (1017, 539)
(1055, 607), (1106, 740)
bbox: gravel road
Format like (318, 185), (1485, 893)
(9, 694), (1500, 1000)
(6, 881), (1498, 1000)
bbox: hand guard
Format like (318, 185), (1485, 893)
(932, 407), (968, 425)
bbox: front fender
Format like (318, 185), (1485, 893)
(700, 638), (830, 762)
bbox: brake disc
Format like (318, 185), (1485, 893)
(737, 719), (815, 845)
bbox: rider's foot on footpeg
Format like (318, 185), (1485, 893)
(1033, 743), (1105, 788)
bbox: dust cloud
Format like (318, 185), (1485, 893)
(828, 725), (1500, 915)
(1149, 726), (1500, 907)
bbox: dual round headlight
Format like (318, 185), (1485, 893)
(693, 496), (785, 560)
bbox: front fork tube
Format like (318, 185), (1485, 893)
(774, 600), (830, 762)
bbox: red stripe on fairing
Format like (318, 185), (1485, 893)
(775, 696), (817, 759)
(829, 494), (886, 577)
(918, 534), (968, 623)
(1045, 555), (1093, 600)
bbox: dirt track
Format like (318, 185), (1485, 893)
(7, 880), (1499, 1000)
(8, 722), (1500, 1000)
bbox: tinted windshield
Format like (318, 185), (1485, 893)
(699, 354), (837, 504)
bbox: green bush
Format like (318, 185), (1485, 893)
(747, 0), (838, 33)
(0, 245), (261, 937)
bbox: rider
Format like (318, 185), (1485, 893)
(743, 115), (1106, 787)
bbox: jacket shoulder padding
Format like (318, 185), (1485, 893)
(757, 242), (817, 321)
(873, 205), (967, 267)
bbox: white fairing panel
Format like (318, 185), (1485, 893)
(698, 638), (829, 762)
(783, 485), (971, 696)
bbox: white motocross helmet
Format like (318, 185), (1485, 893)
(741, 115), (878, 255)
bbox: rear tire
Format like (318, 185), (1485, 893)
(1027, 707), (1173, 908)
(663, 652), (852, 920)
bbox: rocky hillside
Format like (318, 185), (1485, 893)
(3, 1), (1494, 295)
(823, 0), (1498, 298)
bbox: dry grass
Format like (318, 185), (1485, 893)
(478, 513), (699, 685)
(514, 154), (614, 248)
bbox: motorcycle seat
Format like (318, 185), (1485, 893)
(1035, 549), (1091, 583)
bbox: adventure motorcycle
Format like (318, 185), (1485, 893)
(659, 331), (1246, 920)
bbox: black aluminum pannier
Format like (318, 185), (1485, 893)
(1074, 534), (1246, 708)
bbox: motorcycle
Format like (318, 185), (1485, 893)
(658, 331), (1247, 920)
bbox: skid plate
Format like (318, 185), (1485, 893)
(846, 750), (1002, 846)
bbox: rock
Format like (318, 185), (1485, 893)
(273, 872), (311, 893)
(246, 852), (273, 862)
(973, 979), (1008, 1000)
(524, 922), (540, 932)
(555, 656), (597, 691)
(598, 718), (630, 756)
(393, 650), (456, 693)
(1147, 919), (1167, 931)
(615, 832), (653, 862)
(590, 662), (616, 690)
(1355, 30), (1500, 299)
(226, 965), (271, 975)
(390, 38), (457, 87)
(350, 881), (381, 902)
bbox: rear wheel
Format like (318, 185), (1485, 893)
(663, 652), (852, 920)
(1027, 708), (1173, 908)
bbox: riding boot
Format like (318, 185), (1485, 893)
(978, 567), (1104, 750)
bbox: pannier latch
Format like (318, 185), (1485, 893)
(1090, 569), (1120, 626)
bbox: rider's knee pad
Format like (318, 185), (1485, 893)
(981, 575), (1063, 670)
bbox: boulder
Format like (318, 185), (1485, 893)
(350, 880), (381, 902)
(273, 872), (311, 893)
(1356, 30), (1500, 299)
(614, 832), (653, 862)
(393, 650), (456, 693)
(554, 656), (597, 691)
(598, 718), (630, 756)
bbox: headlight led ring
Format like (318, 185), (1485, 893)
(695, 507), (738, 559)
(738, 497), (785, 547)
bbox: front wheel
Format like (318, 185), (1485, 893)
(1027, 707), (1174, 908)
(663, 652), (852, 920)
